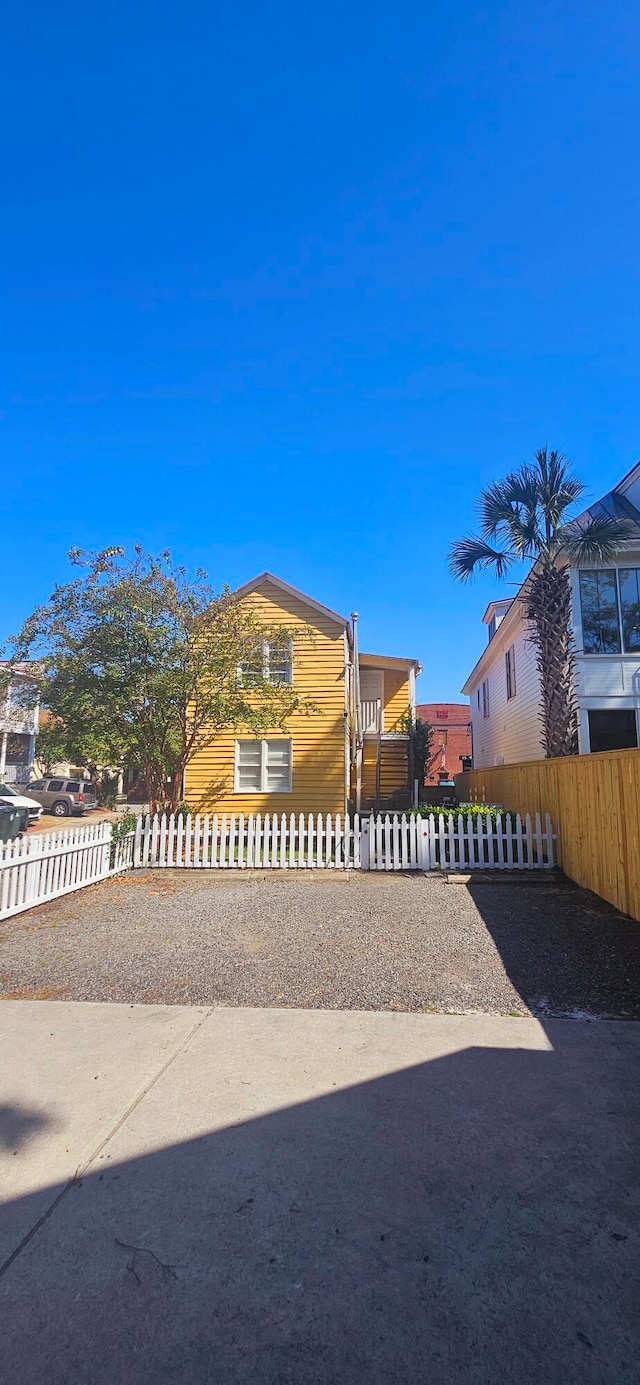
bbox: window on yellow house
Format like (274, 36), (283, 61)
(235, 739), (292, 792)
(237, 638), (293, 686)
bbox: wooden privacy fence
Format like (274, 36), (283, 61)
(0, 821), (134, 921)
(456, 746), (640, 921)
(0, 809), (555, 921)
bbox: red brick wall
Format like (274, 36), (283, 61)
(416, 702), (472, 786)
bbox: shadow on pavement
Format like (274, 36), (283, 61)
(0, 1103), (55, 1153)
(467, 878), (640, 1018)
(0, 1020), (638, 1383)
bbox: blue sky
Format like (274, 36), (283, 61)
(2, 0), (639, 700)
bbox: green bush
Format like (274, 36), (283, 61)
(109, 810), (138, 868)
(410, 803), (501, 823)
(97, 773), (120, 808)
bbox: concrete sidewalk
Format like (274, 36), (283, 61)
(1, 1002), (638, 1383)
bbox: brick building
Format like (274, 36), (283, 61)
(416, 702), (472, 786)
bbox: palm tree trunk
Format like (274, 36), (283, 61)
(525, 558), (579, 758)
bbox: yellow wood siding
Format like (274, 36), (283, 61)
(382, 670), (410, 732)
(185, 582), (347, 815)
(361, 739), (409, 800)
(457, 748), (640, 921)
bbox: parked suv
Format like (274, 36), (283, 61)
(25, 778), (98, 818)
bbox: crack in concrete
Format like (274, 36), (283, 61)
(0, 1005), (215, 1280)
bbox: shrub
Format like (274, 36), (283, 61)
(97, 774), (120, 809)
(410, 803), (501, 824)
(109, 810), (138, 868)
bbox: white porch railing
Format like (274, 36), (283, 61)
(1, 765), (31, 784)
(0, 810), (555, 920)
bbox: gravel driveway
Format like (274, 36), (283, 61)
(1, 870), (639, 1017)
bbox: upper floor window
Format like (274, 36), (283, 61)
(578, 568), (640, 655)
(487, 616), (497, 641)
(619, 569), (640, 652)
(482, 678), (490, 719)
(579, 571), (621, 653)
(505, 645), (516, 700)
(238, 637), (293, 686)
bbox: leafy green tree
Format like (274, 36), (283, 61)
(33, 716), (75, 776)
(402, 713), (434, 795)
(449, 448), (632, 757)
(11, 547), (315, 812)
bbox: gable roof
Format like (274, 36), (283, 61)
(233, 572), (349, 627)
(460, 595), (525, 695)
(360, 651), (421, 672)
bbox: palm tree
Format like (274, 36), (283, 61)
(450, 448), (632, 757)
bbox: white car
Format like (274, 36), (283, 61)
(0, 782), (44, 828)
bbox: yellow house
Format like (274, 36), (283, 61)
(185, 573), (420, 816)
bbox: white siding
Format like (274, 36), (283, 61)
(469, 613), (544, 768)
(579, 658), (640, 696)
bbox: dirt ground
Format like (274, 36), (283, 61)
(1, 869), (639, 1017)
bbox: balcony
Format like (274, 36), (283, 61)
(0, 708), (38, 736)
(360, 697), (382, 736)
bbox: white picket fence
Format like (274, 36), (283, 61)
(0, 820), (135, 921)
(134, 809), (554, 873)
(137, 811), (363, 870)
(0, 810), (555, 920)
(364, 810), (555, 874)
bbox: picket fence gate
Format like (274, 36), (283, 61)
(0, 810), (555, 921)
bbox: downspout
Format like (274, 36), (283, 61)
(343, 627), (350, 822)
(375, 700), (382, 808)
(351, 613), (363, 815)
(408, 664), (417, 802)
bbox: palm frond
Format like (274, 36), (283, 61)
(477, 478), (518, 536)
(448, 535), (514, 583)
(560, 514), (634, 564)
(534, 448), (585, 530)
(478, 468), (532, 536)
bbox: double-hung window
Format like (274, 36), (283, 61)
(235, 739), (292, 793)
(238, 637), (293, 686)
(505, 645), (516, 700)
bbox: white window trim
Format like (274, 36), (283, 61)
(234, 738), (293, 793)
(237, 637), (294, 687)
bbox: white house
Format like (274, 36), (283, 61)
(462, 461), (640, 767)
(0, 663), (40, 783)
